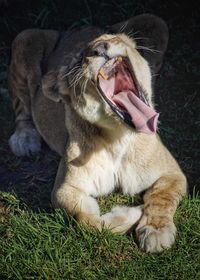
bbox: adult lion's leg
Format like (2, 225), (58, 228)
(8, 29), (59, 156)
(9, 95), (41, 157)
(136, 175), (187, 252)
(8, 64), (41, 157)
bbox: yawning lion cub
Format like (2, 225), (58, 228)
(8, 14), (187, 252)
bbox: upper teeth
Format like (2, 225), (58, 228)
(98, 56), (123, 80)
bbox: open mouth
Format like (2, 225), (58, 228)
(97, 56), (159, 134)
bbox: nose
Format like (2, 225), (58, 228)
(85, 42), (109, 59)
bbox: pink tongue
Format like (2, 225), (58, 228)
(113, 91), (159, 134)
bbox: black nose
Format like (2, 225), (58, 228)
(85, 42), (109, 59)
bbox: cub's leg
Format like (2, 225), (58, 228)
(136, 175), (187, 252)
(54, 186), (103, 230)
(8, 29), (59, 156)
(52, 158), (142, 233)
(53, 183), (142, 233)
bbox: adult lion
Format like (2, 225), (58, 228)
(8, 14), (187, 252)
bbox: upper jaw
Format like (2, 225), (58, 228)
(96, 56), (159, 134)
(96, 56), (134, 127)
(97, 56), (150, 104)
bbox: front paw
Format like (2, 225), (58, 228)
(136, 216), (176, 253)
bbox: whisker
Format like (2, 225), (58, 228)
(69, 68), (83, 84)
(151, 73), (160, 77)
(72, 72), (83, 97)
(132, 37), (149, 41)
(127, 30), (140, 38)
(136, 45), (161, 53)
(61, 64), (81, 79)
(82, 78), (88, 95)
(70, 70), (84, 89)
(73, 82), (78, 97)
(119, 21), (128, 32)
(80, 79), (86, 95)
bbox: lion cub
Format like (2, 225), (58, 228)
(8, 14), (187, 252)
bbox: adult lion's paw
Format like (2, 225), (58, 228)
(9, 127), (41, 157)
(136, 216), (176, 253)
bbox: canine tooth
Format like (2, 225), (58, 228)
(117, 56), (122, 62)
(99, 69), (106, 80)
(99, 69), (108, 80)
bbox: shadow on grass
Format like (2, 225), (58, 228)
(0, 142), (60, 212)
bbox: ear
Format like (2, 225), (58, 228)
(42, 66), (73, 103)
(42, 70), (62, 102)
(110, 14), (169, 73)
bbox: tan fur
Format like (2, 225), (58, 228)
(8, 14), (187, 252)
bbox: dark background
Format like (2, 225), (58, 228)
(0, 0), (199, 210)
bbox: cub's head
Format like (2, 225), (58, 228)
(43, 14), (168, 134)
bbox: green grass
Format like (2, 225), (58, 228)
(0, 0), (200, 279)
(0, 192), (200, 280)
(0, 0), (199, 190)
